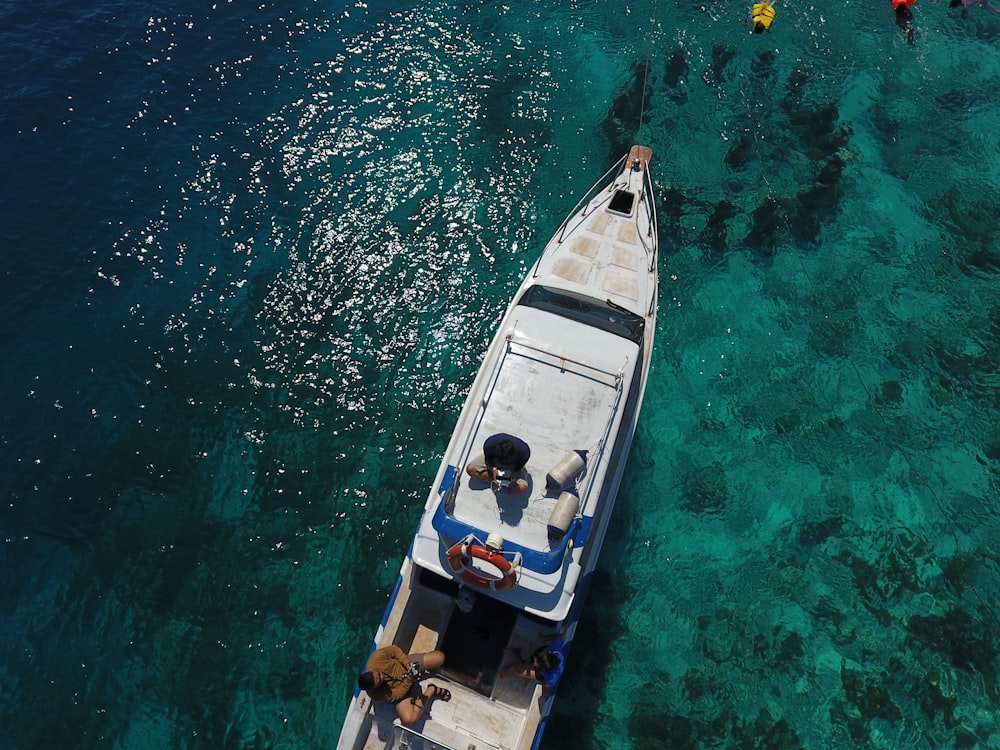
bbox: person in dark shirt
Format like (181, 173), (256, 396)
(500, 634), (566, 690)
(465, 433), (531, 495)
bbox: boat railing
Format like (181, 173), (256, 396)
(641, 160), (659, 274)
(449, 330), (523, 486)
(506, 336), (627, 387)
(438, 331), (628, 558)
(545, 155), (625, 259)
(539, 148), (658, 276)
(431, 328), (629, 575)
(565, 377), (621, 536)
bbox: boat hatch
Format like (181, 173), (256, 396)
(607, 189), (635, 216)
(388, 724), (459, 750)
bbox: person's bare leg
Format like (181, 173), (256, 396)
(396, 685), (436, 725)
(408, 650), (445, 672)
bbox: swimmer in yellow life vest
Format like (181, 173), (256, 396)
(745, 0), (776, 33)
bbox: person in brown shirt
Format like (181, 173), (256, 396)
(357, 645), (449, 724)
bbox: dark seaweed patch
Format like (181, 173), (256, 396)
(782, 64), (810, 106)
(841, 663), (902, 721)
(703, 43), (736, 87)
(680, 462), (729, 516)
(876, 379), (904, 406)
(935, 88), (976, 113)
(906, 608), (1000, 686)
(601, 59), (653, 162)
(724, 132), (755, 173)
(796, 515), (845, 547)
(751, 49), (777, 81)
(743, 194), (784, 261)
(631, 710), (696, 749)
(664, 48), (689, 104)
(921, 670), (958, 727)
(698, 200), (739, 257)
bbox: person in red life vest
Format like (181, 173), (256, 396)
(891, 0), (918, 44)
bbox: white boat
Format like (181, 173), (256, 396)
(338, 145), (658, 750)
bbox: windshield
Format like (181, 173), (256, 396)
(516, 285), (645, 344)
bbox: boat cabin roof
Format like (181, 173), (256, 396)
(412, 303), (641, 619)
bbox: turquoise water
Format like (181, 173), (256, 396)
(1, 0), (999, 747)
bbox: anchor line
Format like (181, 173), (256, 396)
(636, 0), (659, 139)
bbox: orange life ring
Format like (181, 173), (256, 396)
(446, 540), (518, 592)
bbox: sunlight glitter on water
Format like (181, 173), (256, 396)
(4, 0), (1000, 746)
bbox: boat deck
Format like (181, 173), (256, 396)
(359, 679), (532, 750)
(349, 564), (553, 750)
(449, 334), (627, 553)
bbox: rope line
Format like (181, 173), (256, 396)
(636, 0), (659, 140)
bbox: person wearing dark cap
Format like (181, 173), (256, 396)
(357, 645), (448, 724)
(500, 633), (566, 690)
(465, 433), (531, 495)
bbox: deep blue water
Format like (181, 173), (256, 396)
(2, 0), (1000, 748)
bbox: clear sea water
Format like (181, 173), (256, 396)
(2, 0), (999, 747)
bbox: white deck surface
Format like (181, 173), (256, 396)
(449, 330), (629, 554)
